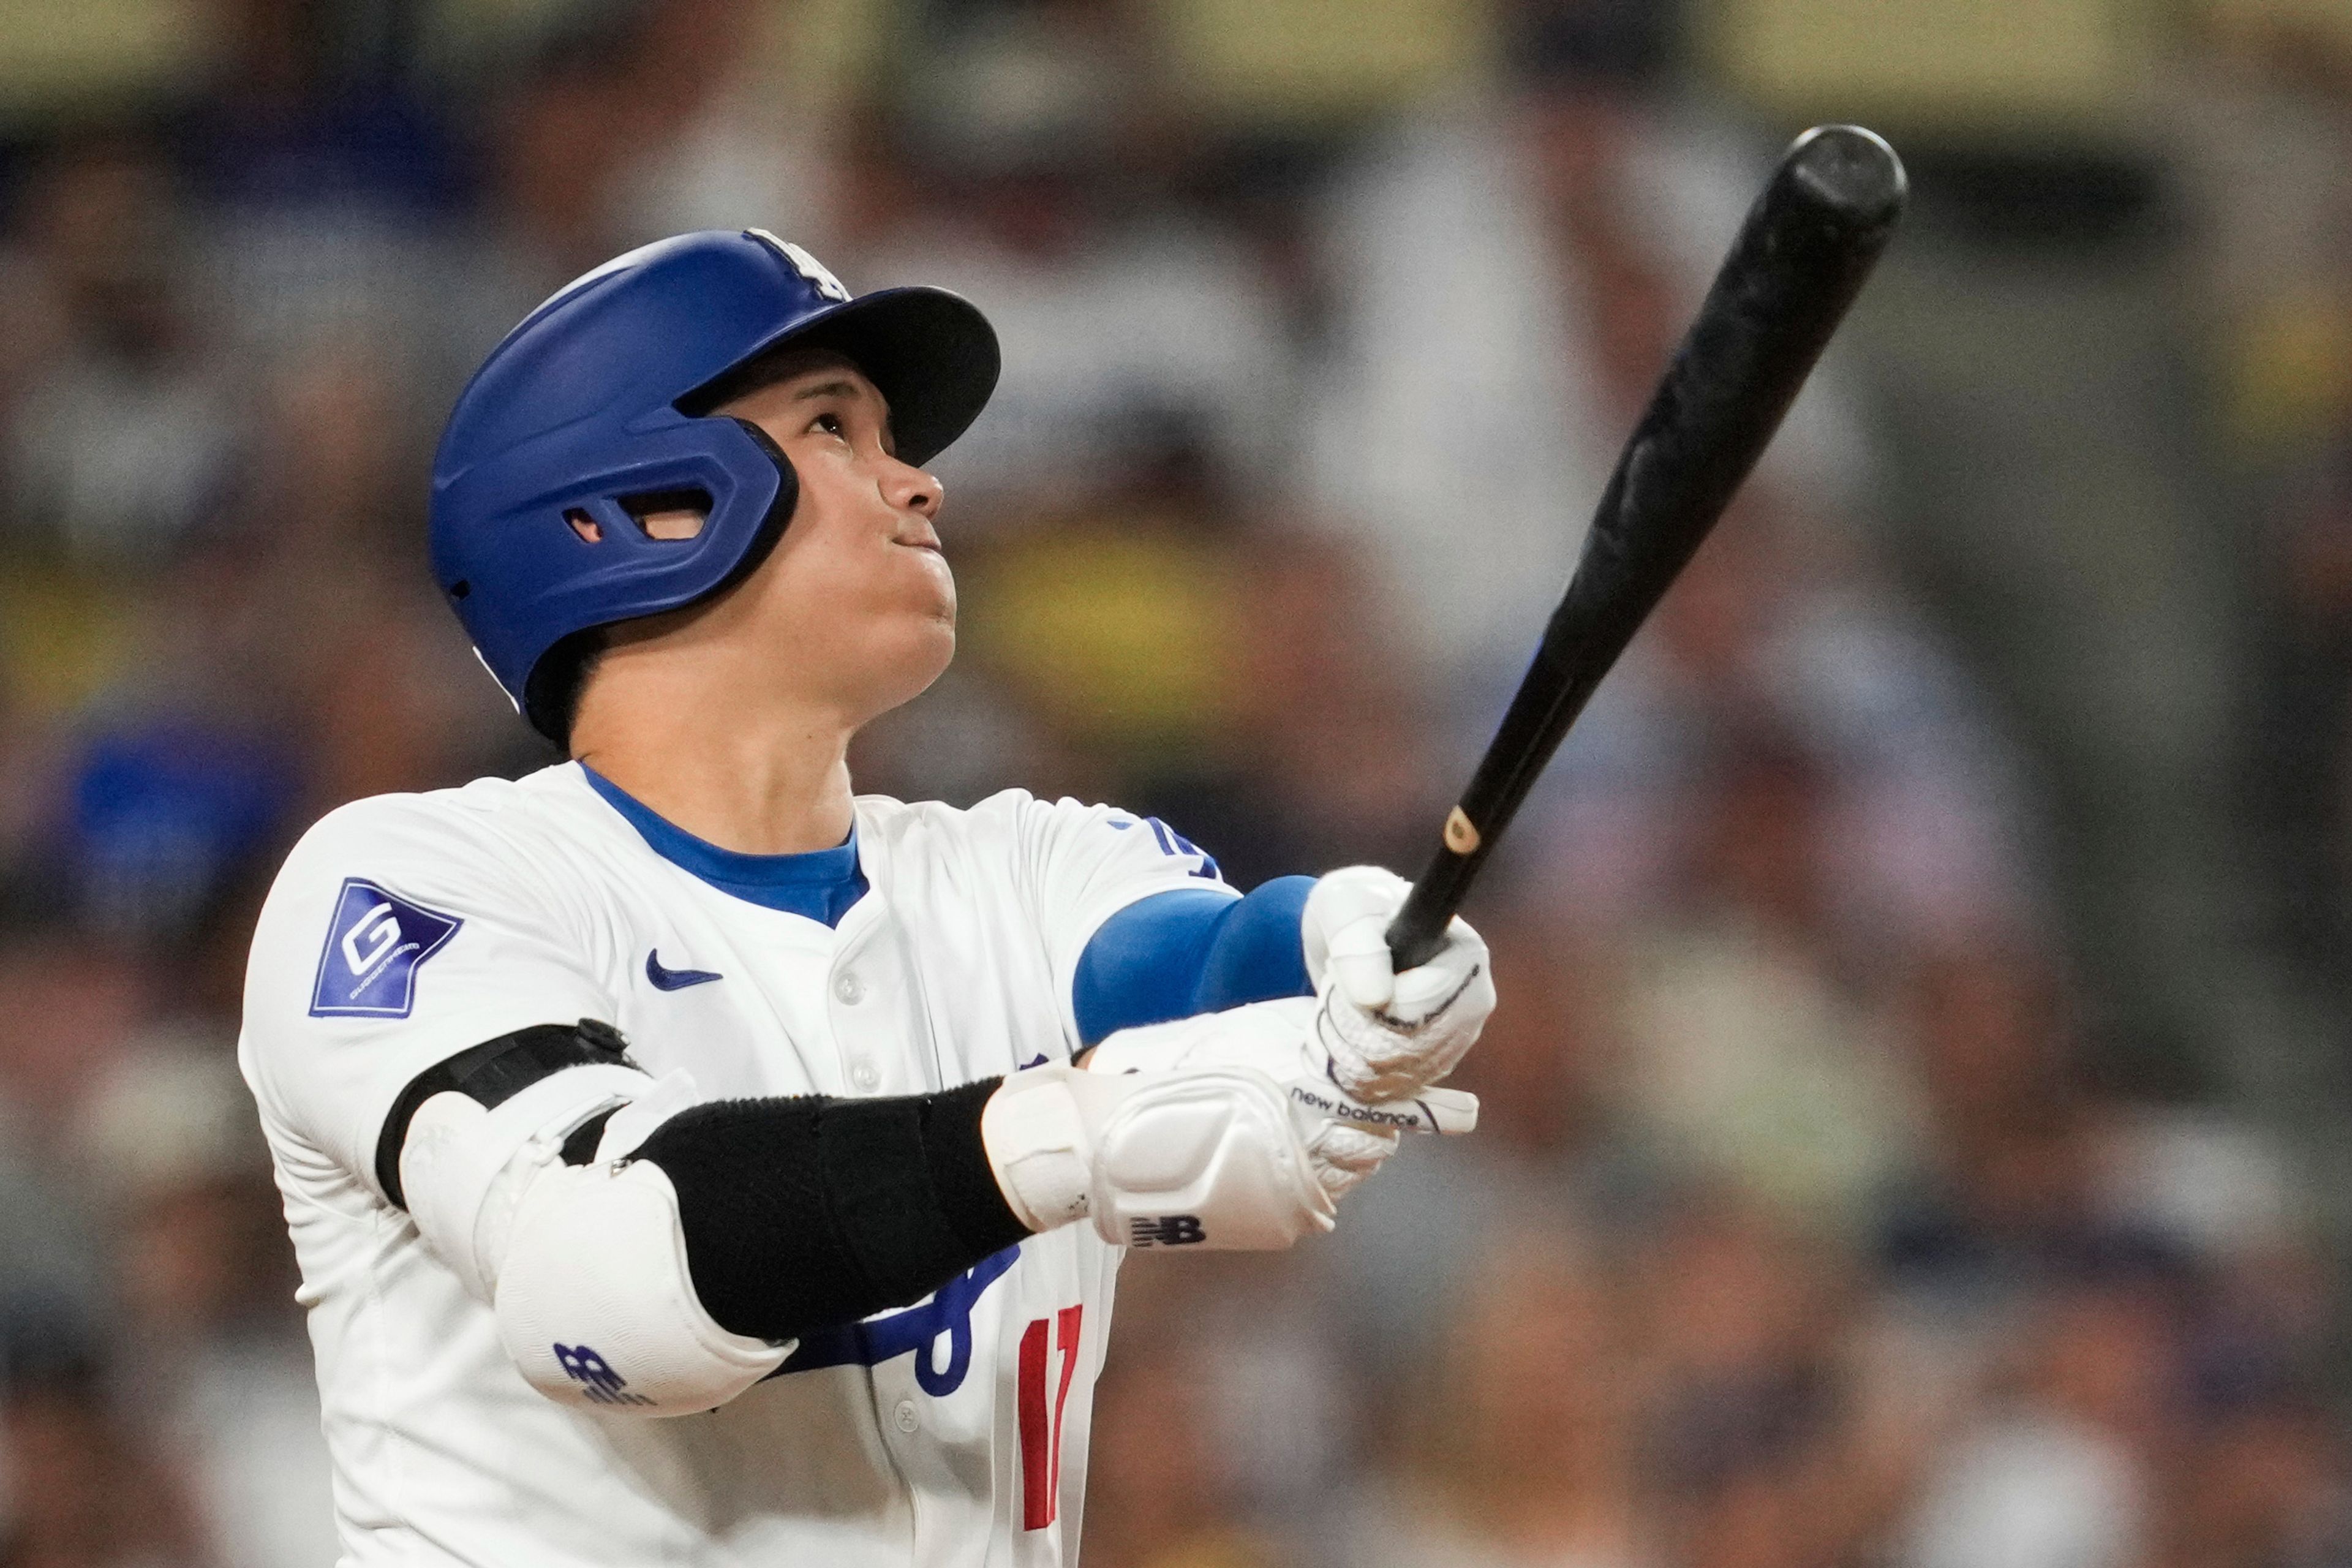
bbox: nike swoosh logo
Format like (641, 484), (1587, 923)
(646, 950), (724, 991)
(1019, 1053), (1050, 1070)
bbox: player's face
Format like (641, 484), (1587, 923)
(715, 357), (955, 722)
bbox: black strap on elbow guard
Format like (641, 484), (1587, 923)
(375, 1020), (639, 1207)
(627, 1078), (1031, 1344)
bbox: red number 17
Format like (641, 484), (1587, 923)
(1017, 1306), (1084, 1530)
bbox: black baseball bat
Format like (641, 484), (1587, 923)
(1384, 124), (1907, 970)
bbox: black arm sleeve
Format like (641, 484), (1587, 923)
(627, 1079), (1034, 1344)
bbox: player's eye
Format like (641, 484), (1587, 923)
(809, 411), (847, 440)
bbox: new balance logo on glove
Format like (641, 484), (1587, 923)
(1127, 1215), (1207, 1248)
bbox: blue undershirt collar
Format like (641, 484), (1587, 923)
(579, 764), (870, 927)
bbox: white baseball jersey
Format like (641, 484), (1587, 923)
(238, 761), (1233, 1568)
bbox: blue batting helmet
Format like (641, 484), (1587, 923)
(429, 229), (999, 741)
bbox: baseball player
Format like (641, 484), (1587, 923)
(238, 230), (1495, 1567)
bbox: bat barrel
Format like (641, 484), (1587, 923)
(1383, 125), (1906, 973)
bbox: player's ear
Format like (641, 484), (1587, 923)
(622, 489), (710, 541)
(567, 490), (712, 545)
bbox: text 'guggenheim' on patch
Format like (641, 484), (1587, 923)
(309, 878), (463, 1019)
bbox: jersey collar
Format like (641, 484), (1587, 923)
(577, 763), (869, 926)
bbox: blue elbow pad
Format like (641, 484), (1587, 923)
(1072, 876), (1316, 1046)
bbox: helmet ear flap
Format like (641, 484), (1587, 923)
(727, 417), (800, 540)
(519, 416), (801, 747)
(702, 413), (797, 597)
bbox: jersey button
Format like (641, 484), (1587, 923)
(850, 1061), (881, 1091)
(834, 971), (865, 1005)
(893, 1399), (919, 1434)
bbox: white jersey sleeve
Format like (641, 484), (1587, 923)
(241, 793), (619, 1203)
(984, 794), (1238, 1042)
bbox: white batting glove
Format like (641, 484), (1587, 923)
(1081, 997), (1478, 1200)
(1301, 866), (1496, 1103)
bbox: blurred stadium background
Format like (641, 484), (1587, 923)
(6, 0), (2352, 1563)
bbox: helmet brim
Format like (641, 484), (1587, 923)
(681, 285), (1001, 469)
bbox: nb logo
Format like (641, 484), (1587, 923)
(1128, 1215), (1207, 1248)
(552, 1343), (654, 1408)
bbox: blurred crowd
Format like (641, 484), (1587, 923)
(3, 0), (2352, 1565)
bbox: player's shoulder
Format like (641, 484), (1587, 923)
(847, 790), (1000, 864)
(266, 765), (605, 919)
(853, 788), (1131, 846)
(854, 789), (1223, 889)
(285, 767), (573, 864)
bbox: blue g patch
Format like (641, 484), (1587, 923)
(309, 878), (462, 1019)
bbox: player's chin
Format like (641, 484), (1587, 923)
(911, 552), (957, 624)
(862, 613), (956, 714)
(883, 579), (958, 660)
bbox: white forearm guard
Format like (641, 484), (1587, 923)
(396, 1068), (787, 1417)
(982, 1063), (1335, 1250)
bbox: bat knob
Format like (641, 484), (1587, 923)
(1786, 125), (1908, 231)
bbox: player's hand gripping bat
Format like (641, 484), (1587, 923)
(1382, 124), (1908, 971)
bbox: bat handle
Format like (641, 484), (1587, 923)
(1383, 899), (1450, 973)
(1383, 809), (1482, 970)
